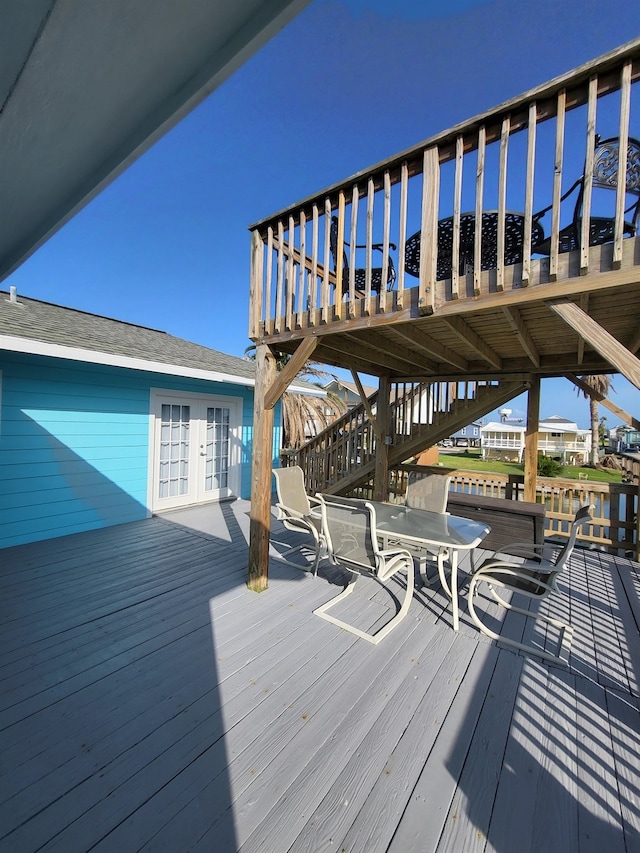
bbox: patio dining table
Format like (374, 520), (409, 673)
(404, 210), (545, 280)
(369, 501), (490, 631)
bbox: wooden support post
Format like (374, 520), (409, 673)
(524, 375), (540, 503)
(248, 344), (277, 592)
(373, 375), (391, 502)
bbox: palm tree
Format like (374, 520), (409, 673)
(575, 374), (612, 466)
(244, 346), (347, 450)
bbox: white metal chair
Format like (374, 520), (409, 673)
(272, 466), (325, 575)
(467, 504), (593, 664)
(313, 495), (414, 644)
(405, 470), (451, 512)
(400, 471), (452, 585)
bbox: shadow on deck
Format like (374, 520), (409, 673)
(1, 500), (638, 851)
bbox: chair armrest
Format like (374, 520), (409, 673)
(473, 562), (557, 584)
(276, 502), (306, 521)
(483, 541), (546, 561)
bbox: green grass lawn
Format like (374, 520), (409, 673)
(438, 451), (623, 483)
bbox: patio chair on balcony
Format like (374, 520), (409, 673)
(467, 504), (593, 664)
(329, 216), (396, 296)
(313, 495), (414, 644)
(272, 466), (325, 575)
(532, 136), (640, 255)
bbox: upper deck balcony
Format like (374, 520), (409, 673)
(248, 39), (640, 386)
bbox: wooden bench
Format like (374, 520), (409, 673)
(446, 491), (545, 554)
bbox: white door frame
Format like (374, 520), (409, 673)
(148, 388), (242, 512)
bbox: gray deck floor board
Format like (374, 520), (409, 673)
(1, 499), (639, 852)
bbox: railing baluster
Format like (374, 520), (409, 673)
(497, 116), (510, 292)
(580, 75), (599, 275)
(298, 210), (307, 328)
(265, 226), (274, 334)
(522, 101), (537, 286)
(335, 192), (345, 320)
(365, 177), (375, 314)
(452, 136), (464, 299)
(322, 198), (332, 323)
(419, 146), (439, 314)
(550, 89), (566, 282)
(310, 203), (319, 325)
(249, 228), (263, 340)
(275, 220), (285, 333)
(380, 170), (392, 313)
(349, 186), (358, 316)
(615, 60), (632, 269)
(397, 161), (408, 307)
(474, 126), (486, 297)
(286, 214), (295, 330)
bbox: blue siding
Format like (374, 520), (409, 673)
(0, 353), (260, 549)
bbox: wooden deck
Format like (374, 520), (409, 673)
(1, 500), (639, 852)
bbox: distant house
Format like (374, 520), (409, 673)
(611, 425), (640, 451)
(481, 415), (591, 464)
(448, 421), (482, 447)
(0, 290), (297, 549)
(323, 378), (377, 408)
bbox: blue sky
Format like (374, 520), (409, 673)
(5, 0), (640, 429)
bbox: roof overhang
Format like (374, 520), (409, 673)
(0, 333), (324, 396)
(0, 0), (310, 282)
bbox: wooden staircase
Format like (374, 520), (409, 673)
(288, 378), (530, 495)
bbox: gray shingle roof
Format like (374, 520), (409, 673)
(0, 291), (256, 380)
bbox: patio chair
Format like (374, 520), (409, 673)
(272, 466), (325, 575)
(467, 504), (593, 664)
(532, 136), (640, 255)
(405, 470), (451, 512)
(313, 495), (414, 644)
(400, 471), (452, 586)
(329, 216), (397, 296)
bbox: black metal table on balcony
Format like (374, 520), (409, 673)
(404, 210), (545, 279)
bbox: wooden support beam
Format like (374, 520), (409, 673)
(524, 375), (540, 503)
(548, 300), (640, 390)
(393, 324), (469, 371)
(325, 335), (433, 375)
(350, 368), (382, 441)
(373, 375), (391, 502)
(264, 337), (318, 411)
(566, 373), (640, 431)
(502, 306), (540, 368)
(248, 345), (277, 592)
(444, 316), (502, 370)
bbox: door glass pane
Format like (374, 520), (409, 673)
(158, 402), (190, 498)
(204, 406), (231, 492)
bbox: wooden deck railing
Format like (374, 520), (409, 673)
(249, 39), (640, 341)
(384, 464), (639, 558)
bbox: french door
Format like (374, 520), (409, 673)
(150, 391), (241, 511)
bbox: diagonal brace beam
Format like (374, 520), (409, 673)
(264, 337), (318, 410)
(548, 300), (640, 390)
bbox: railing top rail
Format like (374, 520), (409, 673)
(249, 37), (640, 233)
